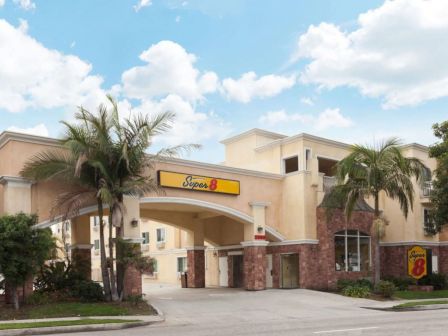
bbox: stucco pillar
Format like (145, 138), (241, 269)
(0, 177), (34, 303)
(121, 196), (143, 298)
(246, 202), (270, 241)
(242, 241), (269, 290)
(70, 215), (92, 280)
(185, 221), (205, 288)
(0, 176), (32, 215)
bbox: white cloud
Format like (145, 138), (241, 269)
(300, 97), (314, 106)
(121, 40), (218, 102)
(0, 19), (106, 113)
(222, 72), (296, 103)
(314, 108), (353, 131)
(259, 110), (312, 126)
(294, 0), (448, 109)
(133, 0), (152, 12)
(258, 107), (353, 131)
(8, 123), (49, 137)
(18, 18), (28, 33)
(0, 0), (5, 7)
(13, 0), (36, 10)
(130, 94), (228, 146)
(175, 15), (181, 23)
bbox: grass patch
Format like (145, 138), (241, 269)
(394, 300), (448, 309)
(0, 319), (140, 330)
(394, 290), (448, 300)
(0, 301), (156, 321)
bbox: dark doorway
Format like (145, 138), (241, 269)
(232, 255), (244, 288)
(281, 254), (299, 289)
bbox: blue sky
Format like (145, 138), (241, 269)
(0, 0), (447, 162)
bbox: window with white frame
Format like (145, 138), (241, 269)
(94, 239), (100, 250)
(156, 228), (166, 243)
(305, 149), (312, 171)
(283, 156), (299, 174)
(142, 232), (150, 245)
(335, 230), (370, 272)
(177, 257), (187, 273)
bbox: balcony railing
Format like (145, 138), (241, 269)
(421, 181), (433, 198)
(323, 176), (337, 193)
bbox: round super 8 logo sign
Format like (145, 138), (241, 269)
(408, 246), (427, 280)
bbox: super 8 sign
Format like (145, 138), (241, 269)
(408, 246), (427, 280)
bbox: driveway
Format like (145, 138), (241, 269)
(142, 284), (448, 335)
(43, 284), (448, 335)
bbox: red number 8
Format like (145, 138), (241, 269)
(412, 258), (425, 276)
(209, 179), (218, 191)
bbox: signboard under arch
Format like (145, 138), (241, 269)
(408, 246), (427, 280)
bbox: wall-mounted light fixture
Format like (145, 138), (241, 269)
(130, 218), (139, 227)
(257, 226), (264, 233)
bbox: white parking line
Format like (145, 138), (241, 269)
(313, 326), (379, 334)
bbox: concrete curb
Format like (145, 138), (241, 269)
(0, 305), (165, 336)
(363, 304), (448, 312)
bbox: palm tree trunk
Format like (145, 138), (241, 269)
(374, 194), (381, 286)
(108, 212), (119, 301)
(115, 195), (125, 300)
(98, 199), (112, 301)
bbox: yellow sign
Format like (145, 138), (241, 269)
(408, 246), (427, 280)
(157, 171), (240, 195)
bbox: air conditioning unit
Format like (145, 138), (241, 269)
(141, 244), (149, 252)
(94, 250), (99, 256)
(156, 242), (165, 249)
(93, 226), (99, 232)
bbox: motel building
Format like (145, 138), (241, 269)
(0, 128), (447, 296)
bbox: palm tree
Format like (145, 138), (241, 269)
(329, 138), (424, 285)
(21, 107), (115, 301)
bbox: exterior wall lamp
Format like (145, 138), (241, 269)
(130, 218), (139, 227)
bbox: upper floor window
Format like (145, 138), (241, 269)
(283, 156), (299, 174)
(156, 228), (166, 243)
(177, 257), (187, 273)
(94, 239), (100, 250)
(335, 230), (370, 272)
(142, 232), (150, 245)
(305, 149), (312, 171)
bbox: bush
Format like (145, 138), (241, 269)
(26, 292), (52, 305)
(125, 294), (146, 306)
(374, 280), (396, 298)
(341, 285), (371, 298)
(70, 281), (104, 302)
(382, 276), (415, 291)
(418, 273), (448, 290)
(337, 278), (373, 291)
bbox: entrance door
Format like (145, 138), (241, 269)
(219, 257), (228, 287)
(266, 254), (273, 288)
(281, 254), (299, 289)
(232, 255), (244, 288)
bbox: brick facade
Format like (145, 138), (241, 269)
(123, 264), (142, 297)
(187, 249), (205, 288)
(243, 245), (267, 290)
(71, 248), (92, 280)
(5, 277), (33, 304)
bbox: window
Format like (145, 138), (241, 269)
(142, 232), (150, 245)
(94, 239), (100, 250)
(334, 230), (370, 272)
(177, 257), (187, 273)
(93, 216), (99, 227)
(65, 221), (70, 232)
(283, 156), (299, 174)
(152, 258), (158, 273)
(156, 228), (166, 243)
(423, 208), (436, 234)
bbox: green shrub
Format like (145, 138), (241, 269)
(125, 294), (146, 306)
(26, 292), (52, 305)
(418, 273), (448, 290)
(341, 285), (371, 298)
(374, 280), (396, 298)
(337, 279), (372, 291)
(70, 281), (104, 302)
(382, 276), (415, 291)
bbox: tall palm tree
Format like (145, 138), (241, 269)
(21, 107), (115, 301)
(329, 138), (424, 285)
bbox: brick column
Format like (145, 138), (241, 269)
(122, 242), (143, 297)
(186, 246), (205, 288)
(242, 241), (268, 291)
(5, 277), (34, 304)
(70, 245), (93, 280)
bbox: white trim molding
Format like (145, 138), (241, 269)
(123, 237), (145, 244)
(249, 201), (271, 208)
(0, 176), (33, 186)
(185, 246), (207, 251)
(228, 251), (243, 256)
(0, 131), (60, 150)
(208, 244), (243, 251)
(140, 197), (254, 224)
(380, 241), (448, 247)
(265, 226), (286, 241)
(268, 239), (319, 246)
(241, 240), (269, 247)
